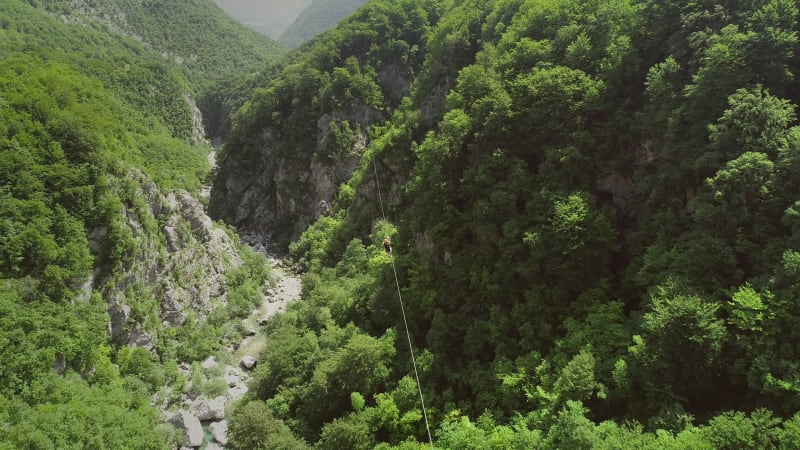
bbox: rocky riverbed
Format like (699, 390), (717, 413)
(161, 234), (302, 450)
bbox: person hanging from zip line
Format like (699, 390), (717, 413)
(383, 236), (392, 256)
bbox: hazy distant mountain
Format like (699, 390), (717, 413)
(212, 0), (311, 38)
(278, 0), (369, 48)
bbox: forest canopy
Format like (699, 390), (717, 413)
(216, 0), (800, 448)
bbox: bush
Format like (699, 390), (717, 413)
(228, 401), (308, 450)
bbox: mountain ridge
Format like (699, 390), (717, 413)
(60, 0), (283, 87)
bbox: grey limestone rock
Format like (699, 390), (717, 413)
(224, 365), (249, 399)
(597, 173), (633, 212)
(104, 171), (243, 351)
(108, 299), (131, 339)
(201, 356), (217, 370)
(128, 325), (154, 350)
(161, 284), (188, 326)
(164, 225), (181, 252)
(168, 410), (203, 447)
(191, 396), (226, 421)
(209, 420), (229, 445)
(209, 105), (379, 243)
(241, 356), (257, 370)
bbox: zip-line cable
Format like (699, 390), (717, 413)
(372, 154), (434, 448)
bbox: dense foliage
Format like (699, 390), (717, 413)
(219, 0), (800, 447)
(2, 1), (197, 140)
(36, 0), (282, 88)
(46, 0), (285, 143)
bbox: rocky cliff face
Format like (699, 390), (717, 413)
(99, 170), (241, 349)
(186, 93), (209, 146)
(207, 1), (433, 248)
(209, 105), (381, 246)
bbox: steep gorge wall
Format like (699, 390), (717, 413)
(210, 106), (380, 246)
(208, 1), (435, 246)
(98, 171), (242, 350)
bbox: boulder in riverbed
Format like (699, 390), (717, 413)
(191, 396), (226, 421)
(201, 355), (217, 369)
(241, 355), (257, 369)
(168, 410), (203, 447)
(209, 420), (229, 445)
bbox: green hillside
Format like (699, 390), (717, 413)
(0, 1), (208, 187)
(0, 1), (272, 448)
(55, 0), (283, 88)
(27, 0), (285, 141)
(214, 0), (800, 447)
(279, 0), (370, 48)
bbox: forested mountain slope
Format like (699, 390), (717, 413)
(279, 0), (370, 48)
(210, 0), (432, 244)
(214, 0), (800, 447)
(0, 1), (275, 448)
(55, 0), (283, 87)
(35, 0), (285, 143)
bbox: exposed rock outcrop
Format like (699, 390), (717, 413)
(209, 420), (229, 446)
(186, 93), (208, 146)
(201, 356), (218, 370)
(378, 64), (410, 105)
(101, 171), (242, 349)
(108, 300), (131, 340)
(224, 365), (249, 399)
(168, 411), (203, 448)
(210, 124), (366, 245)
(128, 325), (155, 350)
(597, 173), (633, 212)
(156, 256), (302, 445)
(209, 70), (395, 247)
(241, 355), (257, 370)
(190, 396), (226, 421)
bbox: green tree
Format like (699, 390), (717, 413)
(228, 401), (308, 450)
(704, 409), (783, 450)
(628, 283), (725, 411)
(318, 415), (374, 450)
